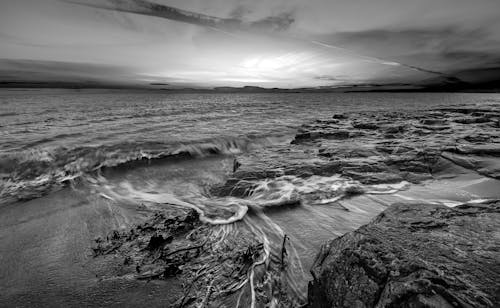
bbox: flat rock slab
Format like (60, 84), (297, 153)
(308, 201), (500, 308)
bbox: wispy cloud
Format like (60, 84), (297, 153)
(66, 0), (296, 33)
(66, 0), (445, 77)
(1, 0), (499, 88)
(320, 26), (500, 70)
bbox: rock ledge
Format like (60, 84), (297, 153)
(308, 200), (500, 307)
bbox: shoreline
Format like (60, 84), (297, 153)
(1, 101), (499, 307)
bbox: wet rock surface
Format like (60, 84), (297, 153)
(308, 200), (500, 308)
(207, 102), (500, 203)
(91, 102), (500, 307)
(210, 102), (500, 201)
(285, 103), (500, 185)
(92, 208), (295, 307)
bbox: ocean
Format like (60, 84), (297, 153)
(1, 90), (499, 306)
(2, 90), (495, 193)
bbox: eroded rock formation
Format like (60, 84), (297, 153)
(308, 200), (500, 308)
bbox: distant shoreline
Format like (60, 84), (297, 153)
(1, 86), (499, 94)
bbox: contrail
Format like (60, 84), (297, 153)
(311, 41), (450, 77)
(67, 0), (457, 78)
(311, 41), (402, 66)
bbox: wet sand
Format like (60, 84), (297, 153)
(0, 188), (183, 307)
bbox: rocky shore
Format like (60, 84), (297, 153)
(299, 103), (500, 307)
(289, 104), (500, 185)
(91, 103), (500, 307)
(308, 200), (500, 308)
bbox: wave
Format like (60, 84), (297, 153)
(0, 135), (287, 205)
(83, 170), (410, 227)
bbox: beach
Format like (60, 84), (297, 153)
(1, 91), (499, 307)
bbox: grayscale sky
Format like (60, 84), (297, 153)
(1, 0), (500, 88)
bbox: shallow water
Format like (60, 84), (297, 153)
(1, 90), (497, 201)
(1, 90), (499, 306)
(2, 91), (497, 153)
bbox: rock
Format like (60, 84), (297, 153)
(441, 152), (500, 179)
(93, 208), (270, 307)
(436, 107), (493, 115)
(383, 125), (406, 134)
(292, 130), (353, 144)
(447, 144), (500, 157)
(321, 130), (353, 140)
(332, 114), (348, 120)
(209, 178), (258, 197)
(210, 160), (344, 197)
(233, 158), (241, 172)
(318, 147), (379, 159)
(342, 171), (404, 185)
(284, 161), (343, 177)
(292, 132), (320, 144)
(308, 201), (500, 308)
(146, 234), (173, 251)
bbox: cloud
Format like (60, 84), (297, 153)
(247, 12), (295, 31)
(2, 0), (500, 89)
(318, 26), (500, 72)
(0, 58), (148, 87)
(67, 0), (295, 33)
(65, 0), (444, 78)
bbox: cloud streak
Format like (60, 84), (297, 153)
(68, 0), (450, 78)
(1, 0), (499, 89)
(67, 0), (295, 33)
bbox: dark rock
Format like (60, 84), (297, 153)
(233, 159), (241, 172)
(285, 161), (343, 177)
(343, 171), (404, 185)
(93, 209), (200, 256)
(308, 201), (500, 308)
(383, 125), (406, 134)
(146, 234), (173, 251)
(383, 150), (441, 176)
(332, 114), (348, 120)
(321, 130), (352, 140)
(341, 160), (389, 173)
(292, 130), (354, 144)
(292, 132), (321, 144)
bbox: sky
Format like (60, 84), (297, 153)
(1, 0), (500, 89)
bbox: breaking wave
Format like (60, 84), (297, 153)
(0, 135), (289, 205)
